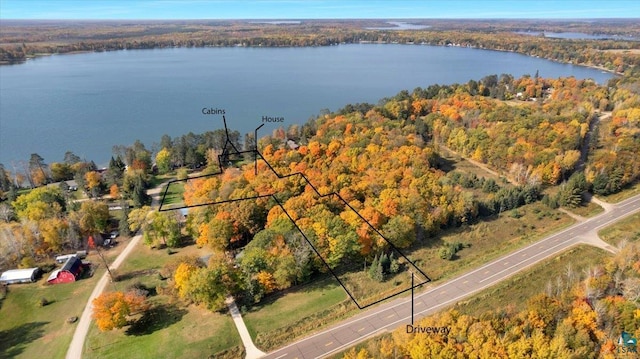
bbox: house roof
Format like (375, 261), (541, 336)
(0, 268), (39, 282)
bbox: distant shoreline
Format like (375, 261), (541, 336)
(7, 42), (623, 79)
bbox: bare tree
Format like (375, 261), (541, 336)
(0, 204), (13, 222)
(622, 278), (640, 302)
(565, 263), (576, 286)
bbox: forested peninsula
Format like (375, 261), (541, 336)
(1, 19), (640, 74)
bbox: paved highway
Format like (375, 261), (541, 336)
(263, 194), (640, 359)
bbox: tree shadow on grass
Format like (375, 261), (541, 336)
(125, 304), (186, 336)
(114, 269), (156, 282)
(0, 321), (49, 358)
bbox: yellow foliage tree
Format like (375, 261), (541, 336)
(174, 262), (198, 299)
(256, 271), (277, 294)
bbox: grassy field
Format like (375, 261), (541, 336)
(601, 180), (640, 203)
(598, 212), (640, 246)
(159, 181), (185, 209)
(328, 245), (612, 359)
(0, 233), (136, 359)
(84, 297), (242, 359)
(83, 241), (244, 359)
(565, 201), (604, 218)
(407, 202), (574, 282)
(0, 266), (106, 359)
(243, 277), (350, 351)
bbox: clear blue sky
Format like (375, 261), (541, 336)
(1, 0), (639, 20)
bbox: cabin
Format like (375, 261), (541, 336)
(0, 268), (40, 284)
(47, 257), (86, 284)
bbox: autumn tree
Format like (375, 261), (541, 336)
(155, 148), (172, 174)
(12, 186), (65, 221)
(129, 207), (181, 248)
(78, 200), (109, 236)
(84, 171), (103, 198)
(146, 210), (181, 248)
(39, 218), (69, 252)
(29, 153), (49, 186)
(92, 291), (149, 331)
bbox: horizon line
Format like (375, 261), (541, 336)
(3, 17), (639, 21)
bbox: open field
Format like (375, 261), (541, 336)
(410, 203), (574, 282)
(0, 233), (136, 359)
(566, 201), (604, 218)
(243, 277), (349, 351)
(598, 212), (640, 246)
(0, 266), (106, 359)
(83, 240), (244, 359)
(159, 181), (186, 210)
(84, 297), (242, 359)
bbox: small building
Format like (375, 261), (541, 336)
(287, 139), (300, 150)
(0, 268), (40, 284)
(55, 254), (77, 264)
(47, 257), (86, 284)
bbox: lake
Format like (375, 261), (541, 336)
(0, 44), (614, 167)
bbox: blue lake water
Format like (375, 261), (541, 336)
(0, 44), (614, 166)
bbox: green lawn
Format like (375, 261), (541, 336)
(407, 202), (574, 282)
(83, 298), (242, 359)
(243, 277), (350, 351)
(0, 267), (105, 359)
(83, 241), (244, 358)
(598, 212), (640, 246)
(159, 181), (185, 209)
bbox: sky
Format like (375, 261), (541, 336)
(0, 0), (639, 20)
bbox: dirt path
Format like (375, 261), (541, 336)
(65, 184), (168, 359)
(438, 144), (518, 186)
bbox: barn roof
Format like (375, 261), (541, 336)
(47, 269), (62, 282)
(47, 256), (83, 282)
(0, 268), (39, 282)
(61, 256), (82, 272)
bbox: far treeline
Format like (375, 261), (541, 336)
(1, 19), (639, 74)
(0, 67), (638, 311)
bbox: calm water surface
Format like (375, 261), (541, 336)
(0, 44), (613, 166)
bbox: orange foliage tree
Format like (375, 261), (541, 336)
(92, 291), (149, 331)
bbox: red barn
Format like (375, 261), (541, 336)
(47, 256), (85, 284)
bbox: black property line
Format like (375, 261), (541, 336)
(161, 152), (430, 279)
(272, 196), (364, 309)
(158, 119), (431, 309)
